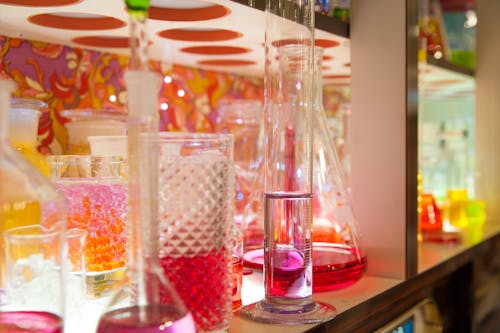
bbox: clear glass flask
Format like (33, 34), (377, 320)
(0, 80), (66, 322)
(240, 1), (336, 320)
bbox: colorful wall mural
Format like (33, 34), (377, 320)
(0, 36), (264, 154)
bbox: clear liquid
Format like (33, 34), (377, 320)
(264, 192), (313, 300)
(96, 305), (196, 333)
(0, 311), (62, 333)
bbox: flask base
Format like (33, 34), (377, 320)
(240, 299), (336, 325)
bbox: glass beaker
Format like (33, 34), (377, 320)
(61, 109), (127, 155)
(0, 79), (67, 304)
(9, 98), (49, 176)
(156, 132), (236, 332)
(0, 224), (65, 333)
(48, 155), (128, 298)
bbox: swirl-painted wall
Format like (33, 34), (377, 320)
(0, 36), (264, 154)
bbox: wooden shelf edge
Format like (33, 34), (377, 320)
(230, 0), (350, 38)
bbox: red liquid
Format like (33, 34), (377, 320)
(96, 305), (196, 333)
(266, 247), (308, 298)
(159, 248), (232, 332)
(0, 311), (63, 333)
(243, 244), (367, 292)
(312, 244), (367, 291)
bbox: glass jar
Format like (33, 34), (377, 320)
(48, 154), (127, 298)
(61, 109), (127, 155)
(9, 98), (49, 176)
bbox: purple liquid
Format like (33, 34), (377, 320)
(0, 311), (63, 333)
(265, 192), (313, 299)
(96, 305), (196, 333)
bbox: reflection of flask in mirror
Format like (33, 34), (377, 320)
(0, 80), (66, 306)
(9, 98), (49, 176)
(311, 47), (366, 291)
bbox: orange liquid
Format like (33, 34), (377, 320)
(0, 200), (41, 289)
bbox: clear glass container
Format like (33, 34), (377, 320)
(61, 109), (127, 155)
(9, 98), (49, 176)
(48, 154), (128, 298)
(240, 9), (337, 319)
(0, 79), (66, 305)
(156, 132), (235, 332)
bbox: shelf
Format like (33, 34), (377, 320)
(0, 0), (350, 78)
(230, 0), (350, 38)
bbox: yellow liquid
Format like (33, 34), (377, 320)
(14, 145), (50, 177)
(0, 200), (41, 289)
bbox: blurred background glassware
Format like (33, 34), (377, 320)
(156, 132), (235, 332)
(215, 99), (263, 226)
(48, 155), (127, 298)
(61, 109), (127, 155)
(88, 135), (128, 160)
(0, 79), (67, 305)
(0, 224), (65, 333)
(9, 98), (49, 176)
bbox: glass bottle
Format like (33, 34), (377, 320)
(9, 98), (49, 176)
(240, 0), (336, 322)
(311, 47), (366, 291)
(0, 80), (66, 305)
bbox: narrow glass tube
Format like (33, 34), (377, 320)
(240, 0), (336, 324)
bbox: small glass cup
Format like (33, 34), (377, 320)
(0, 224), (65, 332)
(156, 132), (235, 333)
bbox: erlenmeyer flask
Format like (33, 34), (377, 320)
(311, 47), (367, 291)
(0, 79), (66, 311)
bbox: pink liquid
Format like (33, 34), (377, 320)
(0, 311), (63, 333)
(266, 246), (308, 298)
(265, 192), (313, 299)
(96, 305), (196, 333)
(243, 245), (366, 292)
(312, 244), (367, 291)
(159, 249), (232, 332)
